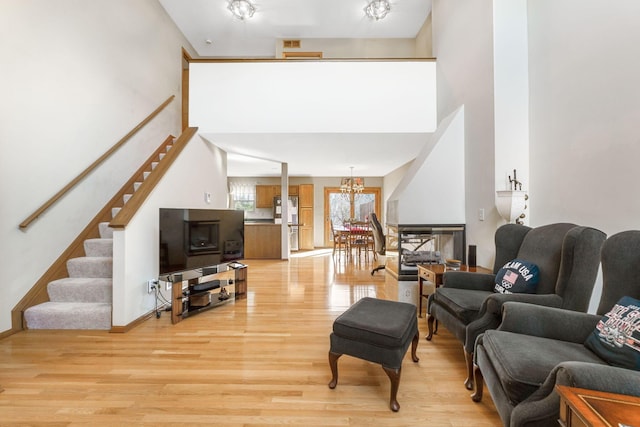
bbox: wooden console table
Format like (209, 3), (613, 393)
(557, 385), (640, 427)
(417, 264), (491, 317)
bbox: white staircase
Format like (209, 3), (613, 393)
(23, 141), (173, 330)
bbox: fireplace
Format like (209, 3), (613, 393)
(385, 223), (466, 281)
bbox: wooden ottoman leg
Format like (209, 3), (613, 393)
(328, 351), (342, 389)
(383, 366), (402, 412)
(411, 330), (420, 363)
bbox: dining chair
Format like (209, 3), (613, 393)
(348, 221), (371, 262)
(331, 221), (348, 258)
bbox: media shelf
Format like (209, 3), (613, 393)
(159, 262), (248, 324)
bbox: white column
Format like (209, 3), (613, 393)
(281, 163), (289, 259)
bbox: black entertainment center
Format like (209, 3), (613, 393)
(158, 208), (247, 324)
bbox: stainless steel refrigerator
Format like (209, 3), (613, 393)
(273, 196), (299, 251)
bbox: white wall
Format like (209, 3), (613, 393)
(527, 0), (640, 311)
(432, 0), (497, 268)
(415, 14), (433, 58)
(528, 0), (640, 234)
(189, 61), (437, 133)
(386, 107), (466, 225)
(0, 0), (192, 332)
(493, 0), (529, 201)
(112, 136), (228, 326)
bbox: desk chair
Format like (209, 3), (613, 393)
(370, 213), (386, 275)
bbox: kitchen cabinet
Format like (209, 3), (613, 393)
(255, 185), (298, 208)
(299, 184), (313, 208)
(298, 184), (314, 250)
(256, 185), (278, 208)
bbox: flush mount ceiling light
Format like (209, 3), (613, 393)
(228, 0), (256, 20)
(365, 0), (391, 21)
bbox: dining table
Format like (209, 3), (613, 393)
(334, 222), (374, 260)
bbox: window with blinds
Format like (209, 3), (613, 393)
(230, 183), (256, 211)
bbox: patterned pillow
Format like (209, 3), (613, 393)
(584, 296), (640, 370)
(494, 259), (540, 294)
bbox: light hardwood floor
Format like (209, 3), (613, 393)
(0, 250), (502, 426)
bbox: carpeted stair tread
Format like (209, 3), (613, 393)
(84, 238), (113, 257)
(24, 302), (111, 330)
(67, 257), (112, 278)
(48, 278), (112, 303)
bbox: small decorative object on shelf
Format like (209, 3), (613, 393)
(445, 259), (462, 270)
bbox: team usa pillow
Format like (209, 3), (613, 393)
(494, 259), (540, 294)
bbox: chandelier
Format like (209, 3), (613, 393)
(228, 0), (256, 20)
(364, 0), (391, 21)
(341, 167), (365, 197)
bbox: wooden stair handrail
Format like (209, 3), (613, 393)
(11, 134), (179, 334)
(19, 95), (175, 230)
(109, 127), (198, 229)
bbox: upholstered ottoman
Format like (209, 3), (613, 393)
(328, 297), (419, 411)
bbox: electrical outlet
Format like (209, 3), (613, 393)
(165, 281), (171, 291)
(147, 279), (157, 293)
(478, 208), (485, 221)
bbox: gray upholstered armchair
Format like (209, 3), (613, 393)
(473, 230), (640, 427)
(427, 223), (606, 390)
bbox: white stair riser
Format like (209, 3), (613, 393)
(99, 222), (113, 238)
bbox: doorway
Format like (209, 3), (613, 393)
(323, 187), (381, 246)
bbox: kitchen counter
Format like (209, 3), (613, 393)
(244, 219), (275, 224)
(244, 223), (281, 259)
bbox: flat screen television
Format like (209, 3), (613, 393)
(159, 208), (244, 275)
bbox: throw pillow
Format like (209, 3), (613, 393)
(494, 259), (540, 294)
(584, 296), (640, 370)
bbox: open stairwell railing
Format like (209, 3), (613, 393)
(11, 128), (198, 332)
(11, 92), (201, 334)
(18, 95), (175, 230)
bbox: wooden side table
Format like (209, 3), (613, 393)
(416, 264), (492, 317)
(557, 385), (640, 427)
